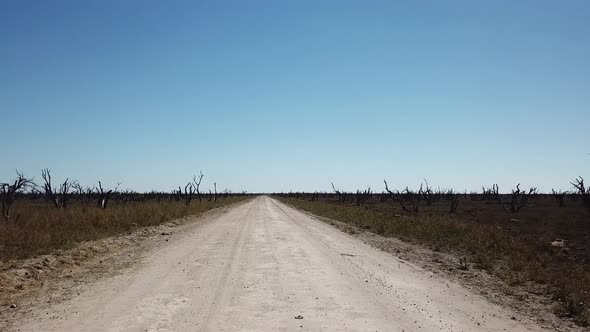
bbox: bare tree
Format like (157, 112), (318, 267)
(41, 169), (72, 209)
(384, 180), (419, 213)
(355, 186), (372, 206)
(96, 181), (115, 209)
(482, 184), (499, 201)
(193, 171), (204, 203)
(175, 182), (195, 206)
(418, 179), (434, 206)
(331, 182), (344, 202)
(499, 184), (537, 213)
(1, 171), (33, 222)
(172, 188), (181, 202)
(571, 177), (587, 195)
(571, 177), (589, 210)
(72, 181), (93, 212)
(117, 188), (135, 207)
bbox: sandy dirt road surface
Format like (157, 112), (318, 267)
(13, 196), (546, 331)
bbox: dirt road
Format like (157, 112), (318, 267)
(14, 196), (545, 331)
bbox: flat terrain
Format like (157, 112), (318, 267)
(10, 197), (546, 331)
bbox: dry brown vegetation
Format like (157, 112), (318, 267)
(275, 178), (590, 326)
(0, 197), (246, 261)
(0, 170), (248, 261)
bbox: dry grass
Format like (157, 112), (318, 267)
(276, 196), (590, 326)
(0, 197), (247, 261)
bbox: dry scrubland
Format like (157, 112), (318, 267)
(275, 181), (590, 326)
(0, 197), (247, 261)
(2, 169), (589, 327)
(9, 197), (545, 332)
(0, 169), (248, 261)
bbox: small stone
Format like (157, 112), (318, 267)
(294, 315), (303, 319)
(9, 304), (16, 309)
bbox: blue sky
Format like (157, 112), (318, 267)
(1, 0), (589, 193)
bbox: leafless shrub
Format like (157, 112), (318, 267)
(571, 177), (589, 210)
(482, 184), (499, 201)
(72, 181), (93, 212)
(571, 177), (587, 195)
(499, 184), (537, 213)
(384, 180), (419, 213)
(117, 189), (135, 206)
(41, 169), (72, 209)
(175, 182), (195, 206)
(418, 179), (434, 206)
(355, 187), (372, 206)
(1, 171), (33, 222)
(96, 181), (116, 209)
(331, 182), (345, 202)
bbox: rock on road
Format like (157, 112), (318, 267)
(15, 197), (544, 331)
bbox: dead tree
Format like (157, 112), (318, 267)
(41, 169), (72, 209)
(331, 182), (344, 202)
(1, 172), (33, 222)
(384, 180), (419, 213)
(193, 171), (204, 203)
(355, 186), (372, 206)
(401, 187), (419, 213)
(96, 181), (115, 209)
(419, 179), (434, 206)
(499, 184), (537, 213)
(118, 189), (134, 207)
(571, 177), (589, 210)
(172, 187), (182, 202)
(176, 182), (195, 206)
(571, 177), (587, 195)
(72, 181), (93, 212)
(41, 168), (56, 207)
(482, 184), (499, 201)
